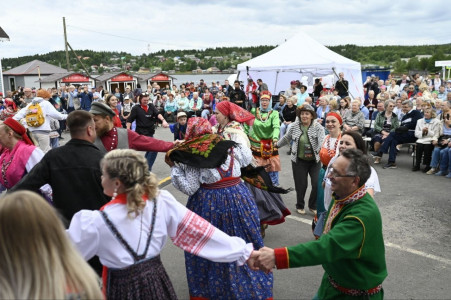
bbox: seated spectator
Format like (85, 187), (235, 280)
(279, 96), (297, 142)
(339, 97), (350, 116)
(154, 94), (165, 116)
(437, 85), (447, 101)
(413, 108), (441, 172)
(316, 96), (330, 126)
(355, 97), (370, 120)
(364, 90), (378, 119)
(296, 85), (309, 106)
(176, 92), (190, 112)
(370, 101), (382, 121)
(387, 79), (400, 97)
(373, 100), (422, 169)
(328, 98), (339, 114)
(427, 107), (451, 175)
(164, 93), (178, 123)
(407, 84), (417, 99)
(343, 100), (365, 134)
(0, 191), (102, 299)
(393, 98), (404, 119)
(372, 100), (399, 163)
(434, 99), (443, 116)
(273, 95), (287, 120)
(284, 80), (300, 99)
(305, 96), (315, 110)
(188, 92), (203, 118)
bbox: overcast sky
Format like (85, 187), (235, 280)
(1, 0), (450, 59)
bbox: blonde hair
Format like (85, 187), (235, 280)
(101, 149), (158, 218)
(329, 99), (339, 110)
(0, 191), (102, 299)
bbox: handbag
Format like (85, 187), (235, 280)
(437, 135), (451, 149)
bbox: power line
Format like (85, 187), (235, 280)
(67, 25), (150, 43)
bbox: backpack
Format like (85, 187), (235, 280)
(26, 102), (45, 127)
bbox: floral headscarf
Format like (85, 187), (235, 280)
(185, 117), (213, 140)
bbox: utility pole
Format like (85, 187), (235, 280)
(63, 17), (70, 71)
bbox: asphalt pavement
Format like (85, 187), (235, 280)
(63, 126), (451, 299)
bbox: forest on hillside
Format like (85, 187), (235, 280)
(2, 43), (451, 74)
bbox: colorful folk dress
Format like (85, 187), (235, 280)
(274, 186), (387, 299)
(170, 134), (273, 300)
(67, 191), (255, 300)
(244, 108), (291, 225)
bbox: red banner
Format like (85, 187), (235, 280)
(111, 73), (134, 82)
(151, 74), (169, 81)
(62, 73), (90, 83)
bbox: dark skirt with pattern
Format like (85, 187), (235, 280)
(185, 181), (273, 299)
(245, 182), (291, 225)
(107, 255), (177, 300)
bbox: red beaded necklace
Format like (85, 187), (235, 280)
(326, 134), (341, 157)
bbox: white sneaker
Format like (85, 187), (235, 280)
(309, 208), (317, 215)
(297, 209), (306, 214)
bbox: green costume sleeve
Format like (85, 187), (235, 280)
(271, 111), (280, 140)
(278, 217), (365, 268)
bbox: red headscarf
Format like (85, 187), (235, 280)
(216, 101), (255, 126)
(185, 117), (212, 140)
(3, 118), (33, 145)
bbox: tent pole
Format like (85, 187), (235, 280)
(274, 71), (279, 95)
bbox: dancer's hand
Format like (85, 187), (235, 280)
(257, 247), (276, 273)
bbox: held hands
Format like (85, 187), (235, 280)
(246, 247), (276, 274)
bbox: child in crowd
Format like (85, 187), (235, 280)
(121, 95), (133, 128)
(169, 112), (187, 140)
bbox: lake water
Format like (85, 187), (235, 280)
(171, 74), (236, 87)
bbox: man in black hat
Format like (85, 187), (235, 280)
(90, 102), (175, 154)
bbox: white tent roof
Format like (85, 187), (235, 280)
(238, 31), (360, 74)
(237, 31), (364, 99)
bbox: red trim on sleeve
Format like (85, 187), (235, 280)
(274, 247), (289, 269)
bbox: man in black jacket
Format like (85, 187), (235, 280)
(335, 72), (349, 98)
(10, 110), (109, 225)
(373, 100), (422, 169)
(229, 80), (246, 108)
(126, 92), (169, 171)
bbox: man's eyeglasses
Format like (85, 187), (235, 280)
(326, 167), (356, 179)
(141, 92), (149, 97)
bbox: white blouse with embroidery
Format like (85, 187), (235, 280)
(171, 144), (253, 196)
(67, 190), (253, 268)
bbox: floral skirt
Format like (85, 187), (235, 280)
(185, 182), (273, 299)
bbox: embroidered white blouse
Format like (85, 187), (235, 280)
(67, 190), (253, 269)
(171, 144), (253, 196)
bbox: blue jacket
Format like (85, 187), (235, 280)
(79, 92), (93, 111)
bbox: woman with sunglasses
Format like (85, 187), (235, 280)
(315, 131), (381, 237)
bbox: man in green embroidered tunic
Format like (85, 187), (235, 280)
(254, 149), (387, 299)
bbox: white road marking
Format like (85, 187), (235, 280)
(286, 215), (313, 225)
(286, 214), (451, 266)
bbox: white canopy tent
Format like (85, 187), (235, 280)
(237, 31), (364, 99)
